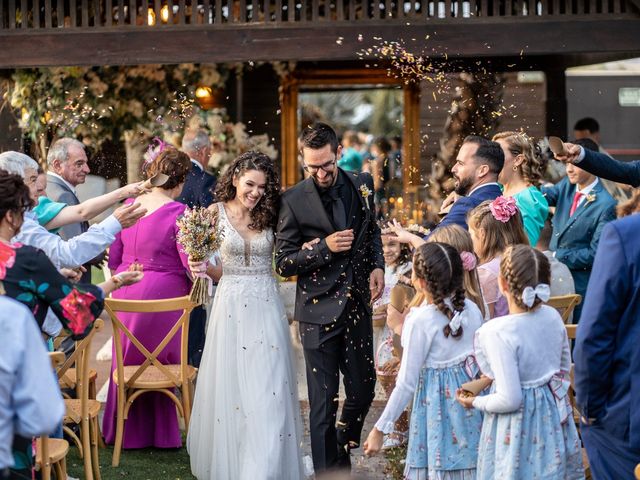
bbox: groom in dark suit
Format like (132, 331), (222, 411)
(275, 123), (384, 475)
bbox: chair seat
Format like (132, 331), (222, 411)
(59, 368), (97, 389)
(64, 399), (102, 424)
(35, 438), (69, 464)
(112, 364), (197, 389)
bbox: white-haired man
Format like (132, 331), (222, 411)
(46, 138), (103, 281)
(0, 151), (145, 336)
(177, 129), (216, 208)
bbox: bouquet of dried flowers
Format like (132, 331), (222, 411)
(176, 207), (224, 304)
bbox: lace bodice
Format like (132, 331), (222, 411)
(216, 203), (274, 277)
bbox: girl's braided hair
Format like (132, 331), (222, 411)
(500, 244), (551, 311)
(413, 242), (466, 338)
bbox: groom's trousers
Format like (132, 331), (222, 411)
(301, 298), (376, 473)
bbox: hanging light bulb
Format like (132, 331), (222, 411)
(147, 8), (156, 25)
(160, 5), (170, 23)
(195, 86), (212, 99)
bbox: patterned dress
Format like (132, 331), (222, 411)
(472, 306), (584, 480)
(374, 300), (485, 480)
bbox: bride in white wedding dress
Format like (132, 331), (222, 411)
(187, 152), (304, 480)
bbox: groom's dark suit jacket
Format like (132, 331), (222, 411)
(275, 170), (384, 325)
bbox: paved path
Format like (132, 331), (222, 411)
(91, 315), (395, 479)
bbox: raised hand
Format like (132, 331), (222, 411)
(383, 219), (425, 248)
(113, 202), (147, 229)
(554, 142), (582, 164)
(325, 229), (354, 253)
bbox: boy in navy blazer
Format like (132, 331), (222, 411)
(434, 136), (504, 232)
(574, 214), (640, 479)
(541, 139), (617, 322)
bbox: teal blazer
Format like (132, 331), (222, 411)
(542, 178), (617, 316)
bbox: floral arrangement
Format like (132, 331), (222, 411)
(1, 64), (228, 161)
(176, 207), (225, 304)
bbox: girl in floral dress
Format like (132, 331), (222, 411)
(372, 233), (413, 449)
(467, 196), (528, 319)
(365, 242), (484, 480)
(456, 244), (584, 480)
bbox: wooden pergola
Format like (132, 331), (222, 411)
(2, 0), (640, 187)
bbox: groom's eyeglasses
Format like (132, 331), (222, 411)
(302, 159), (336, 174)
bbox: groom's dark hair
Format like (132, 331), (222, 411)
(299, 122), (339, 155)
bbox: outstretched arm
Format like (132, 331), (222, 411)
(44, 182), (144, 230)
(557, 144), (640, 188)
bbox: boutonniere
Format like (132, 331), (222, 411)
(585, 193), (597, 204)
(359, 184), (372, 209)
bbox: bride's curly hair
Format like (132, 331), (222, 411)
(214, 151), (280, 231)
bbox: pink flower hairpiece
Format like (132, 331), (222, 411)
(489, 196), (518, 223)
(144, 137), (169, 165)
(460, 251), (477, 271)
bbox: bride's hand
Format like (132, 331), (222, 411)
(188, 258), (208, 277)
(301, 238), (321, 251)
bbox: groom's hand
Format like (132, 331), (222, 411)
(325, 229), (354, 253)
(369, 268), (384, 303)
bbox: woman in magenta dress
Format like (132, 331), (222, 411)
(102, 147), (193, 449)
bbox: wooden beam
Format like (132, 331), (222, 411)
(0, 17), (639, 67)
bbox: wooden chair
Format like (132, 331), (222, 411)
(564, 324), (592, 479)
(547, 294), (582, 324)
(36, 353), (70, 480)
(54, 329), (99, 401)
(104, 296), (197, 467)
(58, 319), (104, 480)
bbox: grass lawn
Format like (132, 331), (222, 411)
(67, 442), (195, 480)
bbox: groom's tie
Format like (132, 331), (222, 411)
(327, 185), (347, 230)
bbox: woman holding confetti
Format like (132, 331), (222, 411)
(187, 152), (304, 480)
(102, 146), (193, 449)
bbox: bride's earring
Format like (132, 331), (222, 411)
(512, 165), (518, 172)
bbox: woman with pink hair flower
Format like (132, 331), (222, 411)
(467, 196), (528, 318)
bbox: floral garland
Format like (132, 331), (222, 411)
(1, 64), (229, 160)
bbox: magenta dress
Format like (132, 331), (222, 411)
(102, 201), (191, 449)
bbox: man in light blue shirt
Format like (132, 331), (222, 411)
(0, 151), (145, 270)
(0, 296), (65, 474)
(0, 151), (146, 336)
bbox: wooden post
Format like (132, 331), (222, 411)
(403, 81), (421, 195)
(280, 73), (299, 188)
(544, 68), (568, 139)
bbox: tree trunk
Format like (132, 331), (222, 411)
(430, 72), (507, 201)
(123, 130), (145, 183)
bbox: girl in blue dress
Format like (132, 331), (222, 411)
(456, 244), (584, 479)
(365, 242), (484, 480)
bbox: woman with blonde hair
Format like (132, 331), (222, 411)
(428, 224), (488, 320)
(492, 131), (549, 245)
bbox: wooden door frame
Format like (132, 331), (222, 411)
(280, 68), (421, 193)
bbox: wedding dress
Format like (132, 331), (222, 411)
(187, 203), (304, 480)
